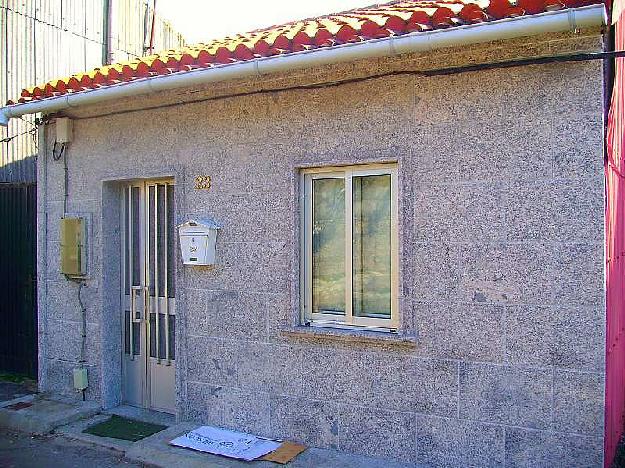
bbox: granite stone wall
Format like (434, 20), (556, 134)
(37, 30), (606, 466)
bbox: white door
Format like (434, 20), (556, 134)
(121, 180), (176, 414)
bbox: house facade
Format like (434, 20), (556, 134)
(0, 0), (617, 466)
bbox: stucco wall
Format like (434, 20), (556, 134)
(37, 30), (606, 466)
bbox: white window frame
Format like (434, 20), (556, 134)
(300, 163), (399, 332)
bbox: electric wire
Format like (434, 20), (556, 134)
(69, 49), (625, 122)
(0, 128), (36, 143)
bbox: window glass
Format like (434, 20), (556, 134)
(131, 186), (141, 287)
(312, 178), (345, 315)
(352, 174), (392, 319)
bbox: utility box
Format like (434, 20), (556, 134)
(178, 219), (220, 266)
(55, 117), (73, 143)
(73, 367), (88, 391)
(60, 217), (86, 277)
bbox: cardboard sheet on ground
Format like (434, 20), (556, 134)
(170, 426), (282, 461)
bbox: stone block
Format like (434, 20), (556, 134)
(236, 342), (303, 396)
(211, 192), (294, 244)
(338, 406), (416, 462)
(46, 279), (100, 324)
(414, 64), (558, 129)
(552, 112), (603, 180)
(505, 427), (602, 468)
(367, 355), (458, 416)
(301, 349), (456, 416)
(552, 180), (603, 243)
(185, 381), (272, 436)
(506, 182), (555, 242)
(434, 115), (551, 183)
(553, 370), (604, 436)
(506, 180), (603, 243)
(415, 415), (505, 467)
(184, 381), (223, 426)
(414, 182), (506, 243)
(552, 242), (604, 306)
(456, 242), (554, 304)
(219, 387), (271, 437)
(412, 243), (459, 302)
(459, 363), (552, 429)
(187, 290), (277, 341)
(300, 347), (363, 402)
(414, 302), (505, 362)
(270, 395), (340, 449)
(185, 337), (238, 387)
(548, 61), (603, 117)
(45, 319), (100, 366)
(184, 240), (290, 294)
(506, 305), (604, 371)
(266, 293), (296, 342)
(184, 288), (208, 328)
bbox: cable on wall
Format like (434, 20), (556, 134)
(70, 49), (625, 123)
(77, 280), (87, 401)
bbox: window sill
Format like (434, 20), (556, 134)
(280, 325), (417, 347)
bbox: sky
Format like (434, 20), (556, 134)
(156, 0), (377, 43)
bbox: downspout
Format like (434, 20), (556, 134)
(0, 4), (607, 127)
(36, 122), (48, 390)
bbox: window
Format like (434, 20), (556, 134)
(301, 164), (399, 331)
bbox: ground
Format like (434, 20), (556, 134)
(0, 428), (142, 468)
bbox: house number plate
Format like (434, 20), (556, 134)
(194, 175), (211, 190)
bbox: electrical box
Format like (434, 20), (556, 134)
(73, 367), (88, 391)
(178, 219), (220, 266)
(60, 217), (86, 277)
(55, 117), (73, 143)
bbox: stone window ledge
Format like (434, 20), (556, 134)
(280, 325), (417, 347)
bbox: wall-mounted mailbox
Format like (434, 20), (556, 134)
(178, 218), (220, 266)
(60, 217), (86, 277)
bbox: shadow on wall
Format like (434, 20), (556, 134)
(0, 154), (37, 184)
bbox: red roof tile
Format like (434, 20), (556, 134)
(10, 0), (603, 105)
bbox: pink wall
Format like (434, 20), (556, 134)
(606, 10), (625, 466)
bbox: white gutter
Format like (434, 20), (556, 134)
(0, 4), (606, 127)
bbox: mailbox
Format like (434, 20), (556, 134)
(178, 218), (220, 265)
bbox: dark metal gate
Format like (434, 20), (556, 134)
(0, 184), (37, 378)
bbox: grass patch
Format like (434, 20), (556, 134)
(83, 415), (167, 442)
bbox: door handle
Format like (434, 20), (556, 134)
(131, 285), (143, 321)
(144, 286), (149, 321)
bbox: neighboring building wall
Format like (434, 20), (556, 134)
(605, 8), (625, 467)
(38, 31), (606, 466)
(0, 0), (185, 183)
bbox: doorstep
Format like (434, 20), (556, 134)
(0, 394), (100, 435)
(57, 404), (174, 453)
(56, 413), (135, 452)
